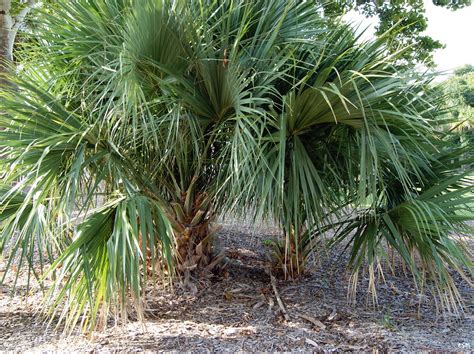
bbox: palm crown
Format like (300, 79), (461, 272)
(0, 0), (472, 332)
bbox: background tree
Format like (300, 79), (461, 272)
(442, 64), (474, 132)
(0, 0), (37, 85)
(322, 0), (472, 67)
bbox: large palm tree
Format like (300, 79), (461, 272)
(0, 0), (472, 331)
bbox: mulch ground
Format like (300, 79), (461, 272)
(1, 220), (473, 352)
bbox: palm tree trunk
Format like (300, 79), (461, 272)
(170, 191), (220, 275)
(272, 225), (309, 279)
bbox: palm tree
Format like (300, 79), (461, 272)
(0, 0), (472, 331)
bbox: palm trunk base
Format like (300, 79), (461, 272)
(271, 230), (309, 280)
(272, 251), (307, 280)
(175, 224), (225, 283)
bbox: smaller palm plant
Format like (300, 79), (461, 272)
(268, 228), (316, 279)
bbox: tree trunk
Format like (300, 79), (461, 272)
(0, 0), (36, 87)
(161, 177), (227, 291)
(0, 0), (13, 87)
(170, 190), (221, 276)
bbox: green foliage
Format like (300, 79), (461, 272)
(432, 0), (472, 10)
(0, 0), (472, 332)
(323, 0), (471, 67)
(454, 64), (474, 76)
(363, 0), (444, 67)
(442, 64), (474, 130)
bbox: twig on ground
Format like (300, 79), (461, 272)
(270, 274), (290, 321)
(298, 313), (326, 330)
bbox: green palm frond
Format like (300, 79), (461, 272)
(44, 195), (174, 332)
(329, 166), (473, 314)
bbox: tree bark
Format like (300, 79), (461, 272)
(0, 0), (13, 86)
(0, 0), (36, 86)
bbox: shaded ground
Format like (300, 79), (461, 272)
(1, 221), (473, 352)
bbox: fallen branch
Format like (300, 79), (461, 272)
(270, 274), (290, 321)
